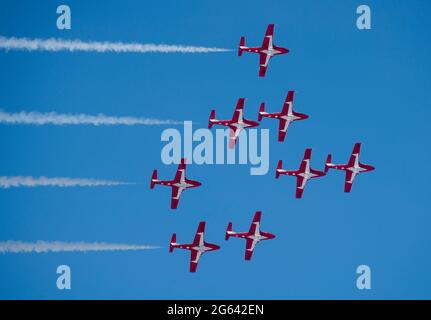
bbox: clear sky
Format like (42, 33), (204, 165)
(0, 0), (430, 299)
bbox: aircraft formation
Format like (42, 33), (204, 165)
(150, 24), (375, 272)
(169, 211), (275, 272)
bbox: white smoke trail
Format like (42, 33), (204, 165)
(0, 110), (181, 126)
(0, 241), (160, 253)
(0, 176), (132, 189)
(0, 36), (231, 53)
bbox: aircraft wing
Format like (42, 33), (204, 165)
(248, 211), (262, 235)
(299, 148), (312, 173)
(278, 118), (289, 142)
(296, 176), (307, 198)
(190, 249), (202, 273)
(192, 221), (206, 246)
(173, 158), (187, 183)
(170, 186), (184, 209)
(259, 53), (270, 77)
(245, 238), (257, 260)
(344, 170), (357, 193)
(231, 98), (245, 123)
(244, 212), (261, 260)
(348, 143), (361, 167)
(281, 91), (294, 116)
(261, 24), (274, 49)
(228, 125), (243, 148)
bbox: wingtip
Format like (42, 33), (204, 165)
(353, 142), (362, 154)
(197, 221), (206, 232)
(286, 90), (295, 102)
(254, 211), (262, 220)
(304, 148), (312, 158)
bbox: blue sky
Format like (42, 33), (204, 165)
(0, 0), (430, 299)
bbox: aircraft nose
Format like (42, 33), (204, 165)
(195, 181), (202, 187)
(213, 244), (221, 250)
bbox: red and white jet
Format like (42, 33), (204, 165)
(238, 24), (289, 77)
(150, 158), (201, 209)
(325, 143), (375, 193)
(258, 91), (309, 142)
(208, 97), (259, 148)
(169, 221), (220, 273)
(225, 211), (275, 261)
(276, 148), (326, 199)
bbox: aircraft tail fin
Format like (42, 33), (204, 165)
(275, 160), (283, 179)
(325, 154), (332, 173)
(225, 222), (233, 240)
(169, 233), (177, 253)
(238, 37), (245, 56)
(258, 102), (265, 121)
(150, 170), (157, 189)
(208, 110), (216, 129)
